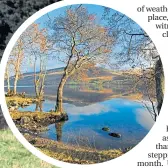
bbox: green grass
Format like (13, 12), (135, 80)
(0, 129), (57, 168)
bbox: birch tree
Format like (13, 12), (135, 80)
(5, 61), (12, 93)
(10, 39), (24, 95)
(23, 23), (49, 104)
(48, 6), (115, 113)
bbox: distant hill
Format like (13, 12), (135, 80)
(17, 67), (117, 85)
(5, 67), (153, 105)
(6, 67), (144, 87)
(22, 66), (114, 77)
(20, 67), (64, 77)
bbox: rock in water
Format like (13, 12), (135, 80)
(102, 127), (110, 131)
(109, 132), (121, 138)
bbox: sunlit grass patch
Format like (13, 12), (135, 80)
(0, 129), (56, 168)
(6, 96), (35, 104)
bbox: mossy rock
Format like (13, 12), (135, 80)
(102, 127), (110, 132)
(20, 116), (31, 125)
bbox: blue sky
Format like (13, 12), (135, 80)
(22, 4), (146, 73)
(36, 4), (107, 28)
(33, 4), (116, 71)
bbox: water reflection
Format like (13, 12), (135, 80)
(19, 98), (154, 149)
(19, 99), (154, 131)
(35, 101), (43, 112)
(64, 103), (112, 115)
(55, 122), (65, 142)
(135, 108), (154, 130)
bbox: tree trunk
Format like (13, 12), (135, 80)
(35, 83), (39, 99)
(13, 75), (18, 95)
(35, 102), (38, 111)
(6, 67), (10, 92)
(7, 76), (10, 92)
(55, 74), (68, 113)
(155, 58), (164, 115)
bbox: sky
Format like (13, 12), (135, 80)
(34, 4), (111, 71)
(15, 4), (147, 73)
(36, 4), (106, 28)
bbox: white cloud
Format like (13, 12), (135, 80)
(135, 108), (154, 130)
(64, 102), (118, 116)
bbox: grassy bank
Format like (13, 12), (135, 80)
(10, 111), (68, 133)
(6, 96), (36, 105)
(6, 95), (68, 133)
(0, 129), (56, 168)
(25, 134), (123, 164)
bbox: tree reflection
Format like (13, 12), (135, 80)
(35, 101), (43, 112)
(55, 122), (65, 142)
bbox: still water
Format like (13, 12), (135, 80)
(19, 98), (154, 150)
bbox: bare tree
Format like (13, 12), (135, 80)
(48, 6), (115, 113)
(10, 39), (24, 95)
(138, 64), (158, 121)
(23, 24), (50, 105)
(5, 61), (12, 93)
(102, 8), (164, 120)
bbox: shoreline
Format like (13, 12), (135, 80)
(24, 133), (124, 164)
(5, 94), (148, 164)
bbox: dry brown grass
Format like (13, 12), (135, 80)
(109, 92), (143, 100)
(86, 75), (113, 81)
(25, 134), (123, 164)
(80, 89), (113, 94)
(6, 96), (36, 104)
(10, 111), (60, 120)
